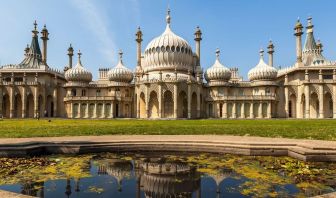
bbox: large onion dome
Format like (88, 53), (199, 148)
(248, 49), (277, 81)
(142, 9), (194, 73)
(65, 50), (92, 83)
(205, 49), (231, 82)
(107, 50), (133, 83)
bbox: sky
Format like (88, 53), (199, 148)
(0, 0), (335, 80)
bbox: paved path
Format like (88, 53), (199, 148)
(0, 135), (335, 161)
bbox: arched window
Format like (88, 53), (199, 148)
(71, 89), (77, 97)
(82, 89), (86, 96)
(265, 87), (271, 95)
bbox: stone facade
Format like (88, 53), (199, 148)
(1, 13), (336, 119)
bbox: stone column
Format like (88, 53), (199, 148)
(250, 103), (254, 118)
(70, 103), (74, 118)
(145, 86), (149, 118)
(9, 86), (14, 118)
(296, 87), (302, 118)
(78, 103), (82, 118)
(136, 88), (140, 118)
(22, 86), (26, 118)
(258, 102), (263, 118)
(305, 85), (310, 119)
(267, 102), (272, 118)
(223, 102), (227, 118)
(102, 102), (105, 118)
(187, 84), (191, 119)
(94, 103), (97, 118)
(158, 84), (162, 118)
(284, 86), (289, 118)
(241, 103), (245, 118)
(53, 87), (58, 117)
(196, 86), (201, 118)
(319, 85), (324, 118)
(232, 102), (236, 118)
(173, 83), (178, 118)
(216, 102), (220, 118)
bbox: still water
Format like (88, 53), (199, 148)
(0, 152), (335, 198)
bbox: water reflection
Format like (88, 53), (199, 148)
(0, 153), (335, 198)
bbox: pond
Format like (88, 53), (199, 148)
(0, 152), (335, 198)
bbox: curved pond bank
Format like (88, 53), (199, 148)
(0, 135), (335, 162)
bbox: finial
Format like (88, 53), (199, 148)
(259, 48), (264, 58)
(307, 16), (313, 31)
(166, 8), (171, 25)
(118, 49), (123, 63)
(215, 48), (220, 60)
(78, 50), (82, 60)
(34, 20), (37, 31)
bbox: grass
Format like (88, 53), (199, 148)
(0, 119), (335, 140)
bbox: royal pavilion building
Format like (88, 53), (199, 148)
(1, 10), (336, 119)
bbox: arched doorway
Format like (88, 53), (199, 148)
(236, 103), (241, 118)
(191, 92), (197, 118)
(324, 92), (333, 118)
(178, 91), (187, 118)
(310, 92), (319, 118)
(253, 103), (259, 118)
(139, 92), (146, 118)
(148, 91), (159, 118)
(163, 91), (173, 118)
(105, 103), (111, 118)
(26, 94), (34, 118)
(219, 103), (223, 118)
(227, 103), (232, 118)
(2, 94), (10, 118)
(208, 103), (213, 118)
(14, 94), (22, 118)
(97, 103), (103, 118)
(73, 103), (79, 118)
(88, 103), (95, 118)
(289, 94), (297, 118)
(81, 103), (87, 118)
(245, 103), (251, 118)
(262, 103), (268, 118)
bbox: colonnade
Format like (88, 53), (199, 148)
(210, 101), (272, 119)
(136, 83), (202, 119)
(70, 101), (131, 119)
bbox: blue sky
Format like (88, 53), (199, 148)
(0, 0), (335, 80)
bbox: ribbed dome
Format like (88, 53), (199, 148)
(248, 49), (277, 81)
(107, 50), (133, 83)
(142, 9), (194, 73)
(205, 49), (231, 82)
(65, 51), (92, 83)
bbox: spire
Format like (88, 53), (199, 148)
(166, 8), (171, 26)
(215, 48), (220, 60)
(32, 20), (38, 37)
(259, 48), (264, 59)
(77, 50), (82, 66)
(118, 49), (124, 64)
(24, 44), (30, 55)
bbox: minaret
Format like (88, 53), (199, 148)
(267, 40), (274, 67)
(40, 24), (49, 65)
(294, 18), (303, 64)
(194, 26), (202, 66)
(67, 44), (74, 68)
(135, 26), (143, 75)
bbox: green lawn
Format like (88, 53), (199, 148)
(0, 119), (335, 140)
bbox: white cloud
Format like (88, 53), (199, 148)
(71, 0), (117, 63)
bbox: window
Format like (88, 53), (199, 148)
(96, 89), (101, 96)
(323, 75), (333, 80)
(238, 89), (244, 96)
(254, 88), (259, 95)
(82, 90), (86, 96)
(71, 89), (77, 96)
(265, 87), (271, 95)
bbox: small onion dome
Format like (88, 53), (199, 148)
(248, 49), (277, 81)
(107, 50), (133, 83)
(65, 50), (92, 82)
(204, 49), (231, 82)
